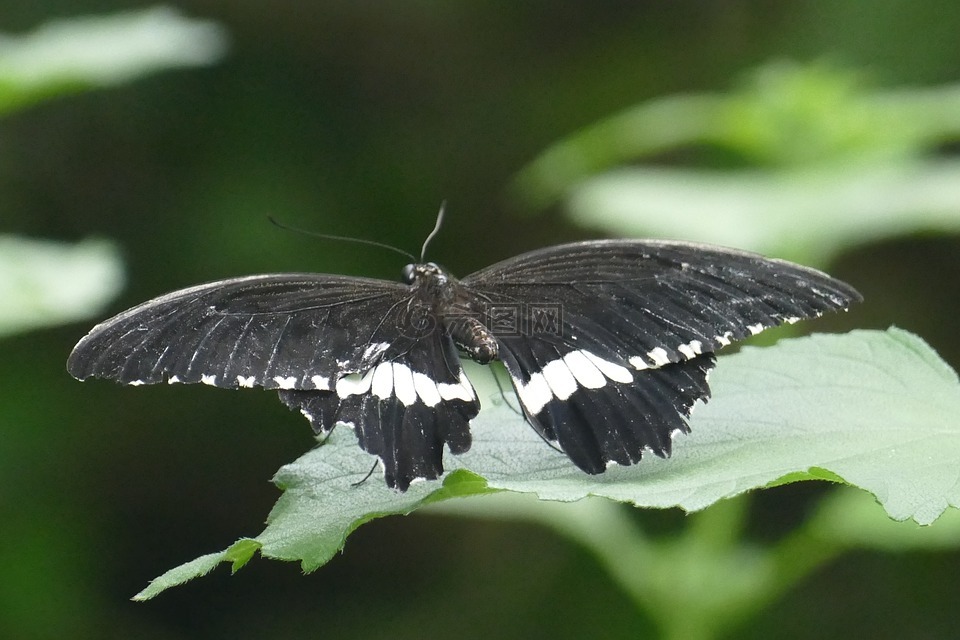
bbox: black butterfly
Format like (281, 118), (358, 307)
(67, 237), (860, 490)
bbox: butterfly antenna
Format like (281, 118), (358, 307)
(268, 216), (416, 262)
(420, 200), (446, 261)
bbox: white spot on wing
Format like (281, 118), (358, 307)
(299, 408), (313, 421)
(748, 323), (765, 335)
(236, 375), (256, 388)
(677, 339), (703, 360)
(562, 351), (606, 389)
(392, 363), (417, 406)
(129, 380), (145, 386)
(412, 372), (442, 407)
(168, 375), (181, 384)
(647, 347), (671, 367)
(716, 332), (733, 347)
(201, 374), (218, 386)
(515, 372), (552, 415)
(513, 350), (638, 415)
(273, 375), (297, 390)
(310, 374), (330, 390)
(371, 362), (393, 399)
(336, 369), (374, 398)
(542, 359), (577, 401)
(584, 351), (633, 383)
(628, 356), (649, 371)
(437, 370), (475, 402)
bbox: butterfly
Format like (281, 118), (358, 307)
(67, 234), (861, 490)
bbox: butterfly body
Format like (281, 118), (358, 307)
(68, 239), (861, 490)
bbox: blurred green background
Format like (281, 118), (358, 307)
(3, 2), (960, 639)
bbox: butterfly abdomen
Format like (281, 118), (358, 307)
(446, 314), (499, 364)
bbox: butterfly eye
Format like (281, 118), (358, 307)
(401, 264), (416, 284)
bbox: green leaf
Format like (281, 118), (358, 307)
(132, 538), (263, 601)
(224, 538), (262, 573)
(510, 61), (960, 213)
(564, 160), (960, 262)
(139, 328), (960, 597)
(460, 328), (960, 524)
(0, 6), (227, 115)
(132, 551), (228, 601)
(0, 236), (124, 338)
(508, 61), (960, 261)
(256, 461), (496, 573)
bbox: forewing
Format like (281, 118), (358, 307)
(67, 274), (417, 391)
(463, 239), (861, 368)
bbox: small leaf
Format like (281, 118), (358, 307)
(0, 6), (227, 114)
(141, 328), (960, 596)
(224, 538), (262, 574)
(132, 551), (227, 601)
(0, 236), (124, 338)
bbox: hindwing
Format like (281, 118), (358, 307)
(278, 332), (478, 490)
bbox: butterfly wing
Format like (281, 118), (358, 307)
(67, 274), (417, 390)
(67, 273), (482, 490)
(462, 239), (861, 473)
(494, 338), (716, 474)
(278, 334), (478, 490)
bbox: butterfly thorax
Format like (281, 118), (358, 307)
(403, 262), (499, 364)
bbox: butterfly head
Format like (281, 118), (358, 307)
(401, 262), (449, 287)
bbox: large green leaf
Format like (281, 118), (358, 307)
(135, 328), (960, 599)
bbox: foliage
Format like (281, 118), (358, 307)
(0, 7), (227, 338)
(511, 62), (960, 262)
(0, 6), (229, 339)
